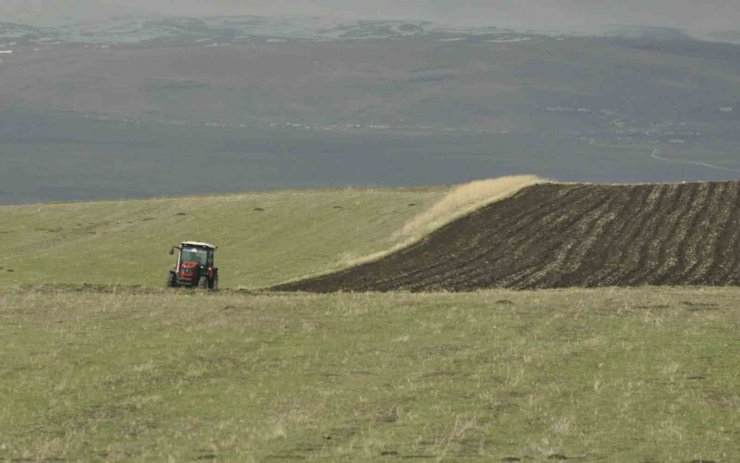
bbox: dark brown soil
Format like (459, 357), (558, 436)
(274, 181), (740, 292)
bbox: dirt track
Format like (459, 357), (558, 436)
(275, 181), (740, 292)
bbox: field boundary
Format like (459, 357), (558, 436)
(276, 180), (740, 292)
(274, 176), (547, 287)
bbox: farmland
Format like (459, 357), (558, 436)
(280, 181), (740, 292)
(1, 181), (738, 461)
(2, 10), (740, 461)
(0, 187), (445, 289)
(0, 177), (542, 290)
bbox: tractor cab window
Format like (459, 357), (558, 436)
(181, 247), (208, 266)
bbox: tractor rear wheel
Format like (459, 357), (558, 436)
(166, 272), (177, 288)
(197, 276), (209, 289)
(210, 274), (219, 291)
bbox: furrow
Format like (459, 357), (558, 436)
(623, 184), (683, 285)
(680, 182), (730, 284)
(603, 184), (668, 285)
(514, 188), (616, 289)
(276, 181), (740, 292)
(647, 182), (710, 285)
(445, 187), (603, 290)
(582, 185), (646, 286)
(355, 185), (587, 291)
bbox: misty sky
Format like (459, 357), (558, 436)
(2, 0), (739, 35)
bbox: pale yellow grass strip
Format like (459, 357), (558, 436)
(396, 175), (547, 244)
(271, 175), (547, 287)
(336, 175), (547, 268)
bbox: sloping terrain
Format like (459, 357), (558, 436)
(3, 31), (740, 204)
(0, 177), (542, 289)
(0, 188), (445, 288)
(276, 181), (740, 292)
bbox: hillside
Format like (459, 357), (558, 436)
(277, 181), (740, 292)
(2, 24), (740, 204)
(0, 188), (445, 289)
(0, 177), (549, 289)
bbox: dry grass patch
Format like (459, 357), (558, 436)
(396, 175), (547, 243)
(334, 175), (546, 269)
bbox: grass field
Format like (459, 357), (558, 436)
(0, 188), (445, 289)
(0, 177), (541, 290)
(1, 182), (738, 461)
(1, 287), (737, 462)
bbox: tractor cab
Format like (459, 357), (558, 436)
(167, 241), (219, 290)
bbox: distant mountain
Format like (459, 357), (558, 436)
(1, 15), (739, 204)
(708, 30), (740, 44)
(0, 16), (525, 46)
(4, 16), (714, 47)
(602, 25), (691, 41)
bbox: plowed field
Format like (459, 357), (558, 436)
(276, 181), (740, 292)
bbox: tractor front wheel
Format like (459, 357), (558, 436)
(197, 276), (209, 289)
(166, 272), (177, 288)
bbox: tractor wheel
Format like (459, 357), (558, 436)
(210, 274), (219, 291)
(197, 276), (209, 289)
(166, 272), (177, 288)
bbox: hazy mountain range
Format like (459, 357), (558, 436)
(1, 16), (739, 204)
(0, 16), (707, 46)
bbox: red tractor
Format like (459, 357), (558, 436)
(167, 241), (219, 290)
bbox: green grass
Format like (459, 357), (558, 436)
(2, 187), (738, 461)
(0, 287), (737, 462)
(0, 188), (444, 289)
